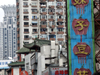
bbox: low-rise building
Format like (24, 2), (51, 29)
(24, 38), (67, 75)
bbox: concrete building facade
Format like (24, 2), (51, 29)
(0, 5), (17, 59)
(16, 0), (67, 50)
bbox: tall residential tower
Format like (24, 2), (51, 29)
(0, 5), (17, 59)
(16, 0), (67, 50)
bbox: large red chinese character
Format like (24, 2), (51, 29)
(73, 42), (91, 63)
(72, 0), (89, 14)
(72, 18), (89, 35)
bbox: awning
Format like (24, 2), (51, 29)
(32, 21), (37, 23)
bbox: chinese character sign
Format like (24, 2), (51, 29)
(67, 0), (95, 75)
(71, 0), (89, 14)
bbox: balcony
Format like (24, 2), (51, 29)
(57, 31), (64, 34)
(32, 32), (38, 34)
(17, 15), (19, 18)
(17, 28), (20, 31)
(56, 12), (63, 15)
(32, 25), (37, 27)
(32, 12), (38, 14)
(49, 25), (55, 28)
(32, 19), (38, 21)
(16, 2), (19, 6)
(56, 6), (63, 9)
(57, 19), (63, 22)
(23, 5), (29, 7)
(17, 9), (19, 12)
(23, 12), (29, 14)
(24, 32), (29, 34)
(31, 5), (37, 7)
(17, 40), (20, 44)
(40, 12), (47, 15)
(41, 38), (46, 40)
(49, 6), (54, 8)
(31, 0), (37, 1)
(24, 25), (29, 27)
(57, 25), (64, 28)
(56, 0), (63, 2)
(40, 0), (46, 2)
(17, 34), (20, 37)
(50, 38), (55, 40)
(48, 19), (54, 21)
(49, 32), (55, 35)
(24, 38), (30, 40)
(48, 12), (54, 15)
(48, 0), (54, 1)
(41, 25), (47, 28)
(58, 38), (64, 41)
(18, 47), (20, 50)
(40, 32), (47, 34)
(40, 18), (46, 21)
(24, 18), (29, 20)
(17, 22), (20, 25)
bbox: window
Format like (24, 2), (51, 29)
(40, 21), (47, 25)
(24, 9), (28, 12)
(48, 9), (55, 12)
(48, 15), (55, 19)
(4, 17), (6, 21)
(56, 9), (63, 13)
(40, 35), (47, 38)
(24, 22), (29, 25)
(23, 2), (28, 6)
(57, 28), (64, 31)
(40, 15), (47, 19)
(40, 2), (46, 6)
(33, 29), (37, 32)
(57, 35), (64, 38)
(32, 21), (37, 25)
(24, 35), (29, 38)
(33, 35), (38, 38)
(40, 8), (46, 13)
(24, 16), (28, 19)
(49, 21), (55, 26)
(48, 2), (55, 6)
(57, 22), (63, 25)
(56, 2), (63, 6)
(31, 2), (37, 6)
(32, 16), (37, 19)
(57, 15), (64, 19)
(24, 29), (29, 32)
(31, 9), (38, 12)
(40, 28), (47, 32)
(49, 35), (56, 38)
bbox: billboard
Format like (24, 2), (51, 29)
(42, 67), (68, 75)
(67, 0), (95, 75)
(0, 60), (14, 69)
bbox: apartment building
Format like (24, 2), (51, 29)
(0, 5), (17, 59)
(16, 0), (67, 50)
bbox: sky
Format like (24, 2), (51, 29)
(0, 0), (16, 22)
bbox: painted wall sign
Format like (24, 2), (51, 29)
(71, 0), (89, 14)
(67, 0), (95, 75)
(74, 68), (91, 75)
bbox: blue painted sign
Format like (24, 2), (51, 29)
(67, 0), (95, 75)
